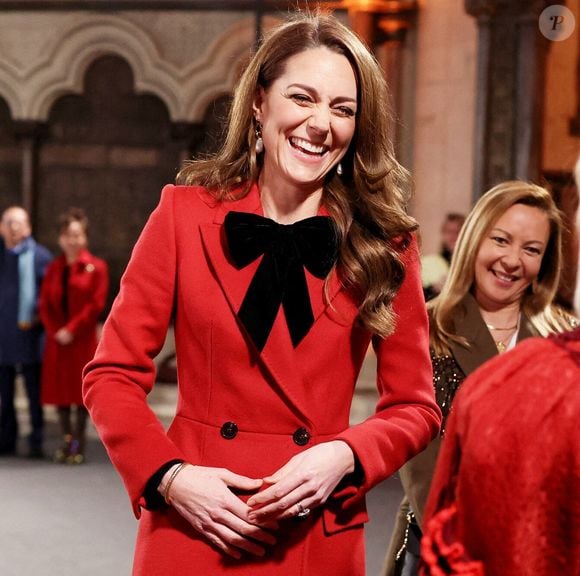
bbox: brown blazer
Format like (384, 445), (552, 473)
(382, 294), (536, 576)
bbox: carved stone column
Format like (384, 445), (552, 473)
(343, 1), (418, 158)
(348, 8), (377, 46)
(13, 121), (47, 220)
(465, 0), (551, 198)
(377, 12), (414, 120)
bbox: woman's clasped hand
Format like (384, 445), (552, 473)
(161, 464), (274, 559)
(164, 440), (355, 558)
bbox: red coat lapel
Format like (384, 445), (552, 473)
(198, 184), (348, 425)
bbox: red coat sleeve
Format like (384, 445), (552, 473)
(334, 238), (441, 503)
(83, 185), (186, 517)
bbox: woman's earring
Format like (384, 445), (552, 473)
(255, 123), (264, 154)
(337, 163), (343, 176)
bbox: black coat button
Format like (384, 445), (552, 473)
(220, 421), (238, 440)
(293, 427), (310, 446)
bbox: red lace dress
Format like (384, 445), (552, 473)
(421, 328), (580, 576)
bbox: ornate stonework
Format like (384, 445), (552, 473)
(0, 12), (280, 123)
(465, 0), (552, 195)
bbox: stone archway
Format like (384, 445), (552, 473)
(0, 13), (283, 309)
(0, 14), (278, 124)
(37, 55), (183, 311)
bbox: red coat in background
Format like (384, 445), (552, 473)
(421, 329), (580, 576)
(83, 184), (441, 576)
(40, 249), (108, 405)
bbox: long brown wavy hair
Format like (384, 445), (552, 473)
(177, 13), (416, 337)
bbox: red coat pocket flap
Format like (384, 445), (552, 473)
(322, 495), (368, 535)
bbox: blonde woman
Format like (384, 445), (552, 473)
(420, 158), (580, 575)
(384, 180), (577, 576)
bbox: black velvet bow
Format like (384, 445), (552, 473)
(224, 211), (339, 351)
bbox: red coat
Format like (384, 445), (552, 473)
(40, 250), (108, 405)
(422, 330), (580, 576)
(83, 184), (441, 575)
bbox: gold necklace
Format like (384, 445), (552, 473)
(481, 310), (519, 352)
(485, 323), (518, 331)
(485, 323), (518, 353)
(493, 330), (517, 353)
(495, 338), (509, 353)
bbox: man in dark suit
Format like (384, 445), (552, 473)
(0, 206), (52, 458)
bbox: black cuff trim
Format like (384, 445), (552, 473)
(143, 459), (183, 510)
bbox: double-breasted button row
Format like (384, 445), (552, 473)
(219, 422), (311, 446)
(292, 427), (310, 446)
(220, 421), (238, 439)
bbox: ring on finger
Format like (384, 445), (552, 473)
(296, 503), (311, 519)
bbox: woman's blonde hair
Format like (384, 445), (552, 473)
(177, 13), (416, 337)
(430, 180), (568, 354)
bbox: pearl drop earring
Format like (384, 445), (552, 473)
(255, 123), (264, 154)
(337, 163), (343, 176)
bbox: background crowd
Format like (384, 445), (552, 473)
(0, 205), (108, 464)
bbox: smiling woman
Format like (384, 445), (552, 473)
(252, 46), (357, 218)
(83, 12), (441, 576)
(383, 180), (578, 576)
(39, 208), (109, 465)
(418, 157), (580, 576)
(473, 203), (551, 344)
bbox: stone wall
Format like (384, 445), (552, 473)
(0, 10), (280, 309)
(411, 0), (478, 255)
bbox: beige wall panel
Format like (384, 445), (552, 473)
(124, 11), (248, 68)
(543, 0), (579, 172)
(412, 0), (477, 255)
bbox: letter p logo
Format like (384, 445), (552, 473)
(551, 15), (565, 31)
(539, 5), (576, 41)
